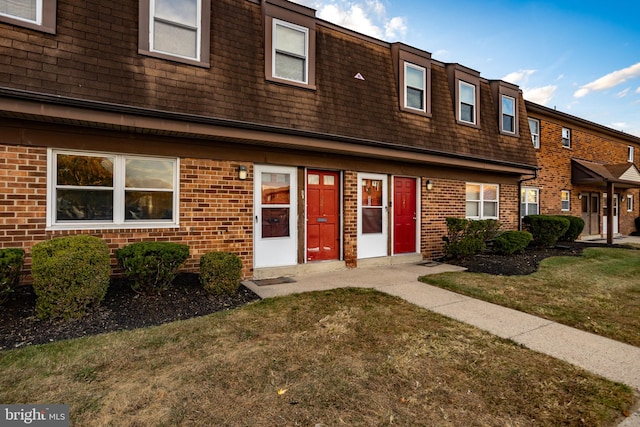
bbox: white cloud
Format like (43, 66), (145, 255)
(523, 85), (558, 106)
(616, 88), (630, 98)
(502, 69), (536, 86)
(290, 0), (407, 41)
(636, 87), (640, 94)
(574, 62), (640, 98)
(611, 122), (628, 129)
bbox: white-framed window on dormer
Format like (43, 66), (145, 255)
(459, 81), (477, 125)
(0, 0), (56, 34)
(501, 95), (516, 134)
(273, 19), (309, 84)
(528, 118), (540, 148)
(150, 0), (201, 60)
(404, 62), (426, 112)
(628, 146), (635, 163)
(562, 127), (571, 148)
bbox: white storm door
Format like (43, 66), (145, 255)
(254, 165), (298, 268)
(357, 173), (388, 259)
(603, 194), (619, 235)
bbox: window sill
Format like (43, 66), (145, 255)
(46, 222), (180, 232)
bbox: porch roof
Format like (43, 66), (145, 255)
(571, 159), (640, 189)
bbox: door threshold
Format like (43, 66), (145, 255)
(254, 260), (347, 280)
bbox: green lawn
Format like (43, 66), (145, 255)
(0, 288), (634, 426)
(422, 247), (640, 347)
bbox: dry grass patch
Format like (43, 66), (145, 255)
(422, 247), (640, 347)
(0, 288), (634, 426)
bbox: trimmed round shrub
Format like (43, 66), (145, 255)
(31, 235), (110, 320)
(493, 231), (533, 255)
(558, 215), (585, 242)
(116, 242), (189, 294)
(442, 218), (502, 258)
(200, 252), (243, 297)
(0, 248), (25, 304)
(523, 215), (570, 247)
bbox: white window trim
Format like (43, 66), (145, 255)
(272, 18), (309, 84)
(459, 81), (477, 125)
(628, 195), (634, 212)
(629, 146), (635, 163)
(561, 190), (571, 211)
(562, 127), (571, 148)
(501, 95), (516, 134)
(149, 0), (202, 61)
(520, 187), (539, 217)
(528, 118), (540, 149)
(404, 62), (426, 112)
(466, 183), (499, 220)
(0, 0), (42, 24)
(47, 149), (180, 230)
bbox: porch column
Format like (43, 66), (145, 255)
(606, 181), (614, 245)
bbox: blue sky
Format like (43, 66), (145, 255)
(291, 0), (640, 137)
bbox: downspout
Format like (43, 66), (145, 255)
(518, 168), (539, 231)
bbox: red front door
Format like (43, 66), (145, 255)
(306, 170), (340, 261)
(393, 177), (417, 254)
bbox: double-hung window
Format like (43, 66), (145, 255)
(521, 187), (539, 217)
(562, 127), (571, 148)
(405, 62), (426, 112)
(528, 118), (540, 148)
(466, 183), (499, 219)
(628, 195), (634, 212)
(48, 149), (179, 229)
(139, 0), (210, 67)
(273, 19), (309, 84)
(0, 0), (56, 33)
(459, 81), (477, 125)
(501, 95), (515, 133)
(629, 146), (635, 163)
(561, 190), (571, 211)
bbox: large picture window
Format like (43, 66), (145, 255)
(0, 0), (56, 33)
(48, 150), (178, 229)
(466, 183), (499, 219)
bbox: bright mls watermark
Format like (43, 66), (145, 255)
(1, 405), (69, 426)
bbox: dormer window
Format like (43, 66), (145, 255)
(501, 95), (515, 133)
(405, 63), (426, 111)
(273, 20), (308, 83)
(459, 81), (476, 124)
(491, 80), (521, 136)
(0, 0), (56, 34)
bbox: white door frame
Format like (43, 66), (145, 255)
(603, 193), (619, 235)
(357, 173), (388, 259)
(254, 165), (298, 268)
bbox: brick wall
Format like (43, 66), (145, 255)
(0, 145), (255, 280)
(342, 171), (358, 268)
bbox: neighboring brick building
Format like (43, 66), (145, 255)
(524, 102), (640, 242)
(0, 0), (539, 280)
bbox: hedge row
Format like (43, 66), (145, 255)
(2, 236), (244, 321)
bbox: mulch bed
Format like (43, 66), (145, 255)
(0, 273), (260, 350)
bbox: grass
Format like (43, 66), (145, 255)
(422, 247), (640, 347)
(0, 288), (635, 426)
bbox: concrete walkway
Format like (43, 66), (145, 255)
(244, 245), (640, 426)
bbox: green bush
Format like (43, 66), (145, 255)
(116, 242), (189, 294)
(442, 218), (503, 258)
(558, 215), (585, 242)
(31, 235), (110, 320)
(0, 248), (25, 304)
(200, 252), (243, 297)
(523, 215), (570, 247)
(493, 231), (533, 255)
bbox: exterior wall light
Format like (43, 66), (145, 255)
(426, 179), (434, 190)
(238, 165), (248, 180)
(578, 193), (582, 200)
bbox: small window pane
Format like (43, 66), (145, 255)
(56, 189), (113, 221)
(57, 154), (113, 187)
(460, 103), (474, 123)
(466, 184), (480, 200)
(466, 201), (479, 217)
(0, 0), (37, 21)
(460, 82), (475, 104)
(126, 158), (174, 189)
(275, 24), (306, 56)
(406, 66), (424, 90)
(503, 115), (514, 133)
(125, 191), (173, 220)
(275, 52), (305, 82)
(154, 21), (197, 58)
(362, 208), (382, 234)
(262, 208), (290, 238)
(308, 174), (320, 185)
(155, 0), (197, 27)
(406, 87), (424, 110)
(323, 175), (335, 186)
(483, 201), (497, 217)
(262, 173), (290, 205)
(362, 179), (382, 207)
(502, 96), (514, 116)
(483, 185), (498, 201)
